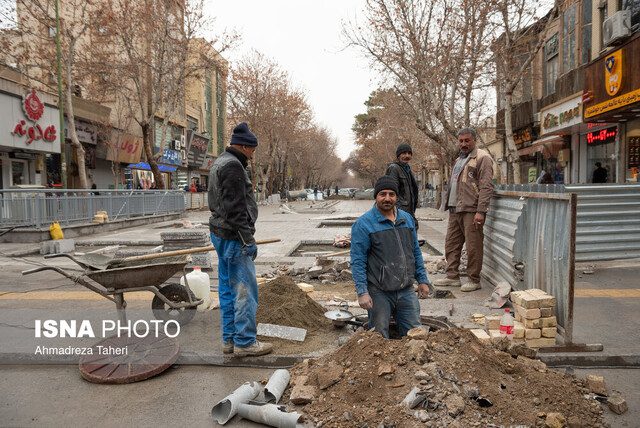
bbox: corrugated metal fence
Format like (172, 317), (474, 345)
(0, 189), (185, 229)
(496, 183), (640, 262)
(483, 190), (576, 343)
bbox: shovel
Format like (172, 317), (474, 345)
(45, 238), (281, 270)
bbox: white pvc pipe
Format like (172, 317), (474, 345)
(211, 381), (261, 425)
(237, 403), (301, 428)
(263, 369), (291, 403)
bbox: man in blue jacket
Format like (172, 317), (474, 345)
(208, 122), (272, 357)
(350, 176), (431, 338)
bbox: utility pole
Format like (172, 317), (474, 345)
(54, 0), (66, 188)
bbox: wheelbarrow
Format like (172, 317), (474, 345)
(22, 239), (280, 326)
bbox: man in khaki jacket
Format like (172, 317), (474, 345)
(433, 128), (494, 292)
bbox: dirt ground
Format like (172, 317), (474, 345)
(284, 329), (607, 428)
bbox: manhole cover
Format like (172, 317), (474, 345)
(79, 334), (179, 384)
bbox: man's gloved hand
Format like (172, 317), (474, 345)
(242, 243), (258, 260)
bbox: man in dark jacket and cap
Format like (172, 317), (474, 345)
(386, 142), (420, 228)
(208, 122), (272, 357)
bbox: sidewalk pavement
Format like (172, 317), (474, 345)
(0, 200), (638, 426)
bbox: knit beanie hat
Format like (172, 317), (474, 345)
(230, 122), (258, 147)
(396, 141), (412, 158)
(374, 176), (399, 199)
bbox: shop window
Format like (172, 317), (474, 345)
(562, 3), (577, 73)
(11, 160), (28, 186)
(586, 126), (618, 183)
(544, 34), (559, 96)
(582, 0), (592, 64)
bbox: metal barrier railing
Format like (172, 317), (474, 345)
(0, 189), (186, 229)
(496, 183), (640, 261)
(483, 190), (577, 343)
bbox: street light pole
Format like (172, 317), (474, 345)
(54, 0), (67, 188)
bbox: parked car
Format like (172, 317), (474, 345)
(338, 188), (356, 198)
(353, 188), (374, 200)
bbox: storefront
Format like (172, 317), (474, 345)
(537, 93), (583, 183)
(95, 131), (144, 189)
(0, 81), (61, 188)
(154, 119), (186, 189)
(126, 162), (176, 189)
(583, 34), (640, 183)
(185, 130), (211, 189)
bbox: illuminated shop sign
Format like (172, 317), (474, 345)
(586, 126), (617, 146)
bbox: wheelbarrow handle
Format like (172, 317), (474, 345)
(107, 238), (281, 266)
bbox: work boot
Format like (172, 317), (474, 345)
(234, 340), (273, 357)
(461, 281), (481, 292)
(222, 342), (234, 354)
(433, 277), (461, 287)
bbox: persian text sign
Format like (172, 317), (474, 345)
(584, 88), (640, 119)
(161, 149), (182, 166)
(1, 89), (60, 153)
(540, 95), (582, 135)
(186, 131), (209, 168)
(106, 134), (143, 164)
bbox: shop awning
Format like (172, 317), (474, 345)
(127, 162), (177, 172)
(517, 135), (565, 157)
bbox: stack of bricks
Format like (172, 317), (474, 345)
(510, 289), (557, 348)
(161, 231), (212, 269)
(483, 313), (525, 344)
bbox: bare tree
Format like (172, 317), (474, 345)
(1, 0), (110, 189)
(343, 0), (496, 164)
(90, 0), (237, 188)
(494, 0), (561, 183)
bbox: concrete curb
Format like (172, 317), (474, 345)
(0, 351), (313, 369)
(539, 353), (640, 367)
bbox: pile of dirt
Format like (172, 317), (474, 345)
(284, 328), (607, 427)
(257, 276), (332, 332)
(257, 277), (342, 355)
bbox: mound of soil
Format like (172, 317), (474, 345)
(257, 277), (341, 355)
(257, 276), (332, 332)
(284, 328), (607, 427)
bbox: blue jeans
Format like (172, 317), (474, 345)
(211, 234), (258, 348)
(368, 286), (421, 339)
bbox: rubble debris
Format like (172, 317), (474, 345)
(333, 233), (351, 248)
(606, 393), (628, 414)
(586, 374), (607, 396)
(283, 328), (606, 427)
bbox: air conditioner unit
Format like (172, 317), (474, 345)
(603, 10), (631, 46)
(173, 139), (181, 150)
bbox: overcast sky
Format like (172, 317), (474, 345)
(204, 0), (377, 160)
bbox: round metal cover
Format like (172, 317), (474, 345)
(79, 334), (179, 384)
(324, 309), (354, 321)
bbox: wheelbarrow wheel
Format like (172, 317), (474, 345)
(152, 283), (197, 326)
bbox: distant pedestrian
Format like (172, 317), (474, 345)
(314, 186), (318, 200)
(208, 122), (272, 357)
(386, 142), (420, 229)
(592, 162), (608, 183)
(433, 128), (494, 292)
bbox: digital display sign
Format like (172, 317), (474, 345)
(586, 126), (618, 146)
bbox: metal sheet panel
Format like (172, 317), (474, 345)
(483, 191), (575, 342)
(497, 183), (640, 261)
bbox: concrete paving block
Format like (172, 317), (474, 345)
(525, 328), (542, 339)
(470, 329), (491, 343)
(541, 316), (557, 327)
(257, 323), (307, 342)
(513, 321), (525, 339)
(515, 304), (541, 320)
(524, 318), (543, 329)
(607, 393), (628, 414)
(541, 327), (557, 338)
(40, 241), (54, 255)
(540, 307), (553, 317)
(586, 374), (607, 396)
(53, 239), (75, 254)
(485, 314), (501, 330)
(525, 337), (556, 348)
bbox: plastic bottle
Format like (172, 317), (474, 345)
(180, 266), (211, 311)
(499, 308), (514, 339)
